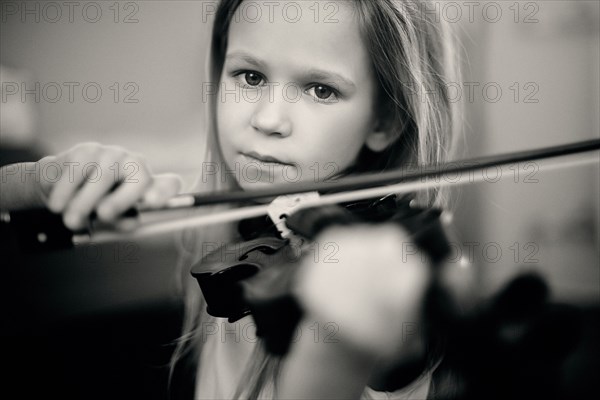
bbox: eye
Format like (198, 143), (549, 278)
(308, 84), (339, 103)
(244, 71), (263, 86)
(234, 70), (265, 87)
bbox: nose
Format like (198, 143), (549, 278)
(250, 89), (293, 138)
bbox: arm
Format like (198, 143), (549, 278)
(0, 162), (47, 210)
(278, 224), (431, 399)
(278, 317), (377, 399)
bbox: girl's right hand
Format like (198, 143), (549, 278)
(37, 142), (182, 231)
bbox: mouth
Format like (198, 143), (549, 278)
(241, 151), (293, 166)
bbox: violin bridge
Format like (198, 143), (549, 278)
(267, 192), (320, 240)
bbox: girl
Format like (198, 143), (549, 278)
(0, 0), (460, 398)
(174, 1), (459, 399)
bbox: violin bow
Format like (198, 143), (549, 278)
(72, 138), (600, 245)
(3, 138), (598, 247)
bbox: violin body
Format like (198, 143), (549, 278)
(190, 194), (452, 358)
(191, 236), (290, 323)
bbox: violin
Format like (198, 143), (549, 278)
(2, 139), (599, 396)
(191, 193), (450, 353)
(189, 192), (456, 392)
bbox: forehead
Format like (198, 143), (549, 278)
(227, 1), (370, 76)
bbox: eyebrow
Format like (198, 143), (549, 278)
(303, 69), (356, 90)
(226, 51), (266, 69)
(225, 51), (356, 89)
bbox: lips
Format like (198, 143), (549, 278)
(242, 151), (293, 166)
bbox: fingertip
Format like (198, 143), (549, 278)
(63, 212), (83, 231)
(47, 193), (65, 213)
(96, 203), (116, 221)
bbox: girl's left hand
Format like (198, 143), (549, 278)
(279, 224), (431, 399)
(295, 223), (430, 359)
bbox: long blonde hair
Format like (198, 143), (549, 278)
(171, 0), (462, 398)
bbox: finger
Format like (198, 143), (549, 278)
(62, 160), (120, 230)
(141, 173), (183, 208)
(46, 149), (98, 213)
(32, 155), (59, 204)
(96, 157), (152, 221)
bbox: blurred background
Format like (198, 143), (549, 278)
(1, 1), (599, 399)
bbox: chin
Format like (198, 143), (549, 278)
(234, 182), (275, 205)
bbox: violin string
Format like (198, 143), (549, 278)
(72, 152), (599, 246)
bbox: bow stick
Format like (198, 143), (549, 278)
(74, 138), (600, 245)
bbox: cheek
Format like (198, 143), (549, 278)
(299, 102), (375, 159)
(216, 95), (250, 148)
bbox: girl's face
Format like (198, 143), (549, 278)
(217, 0), (386, 190)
